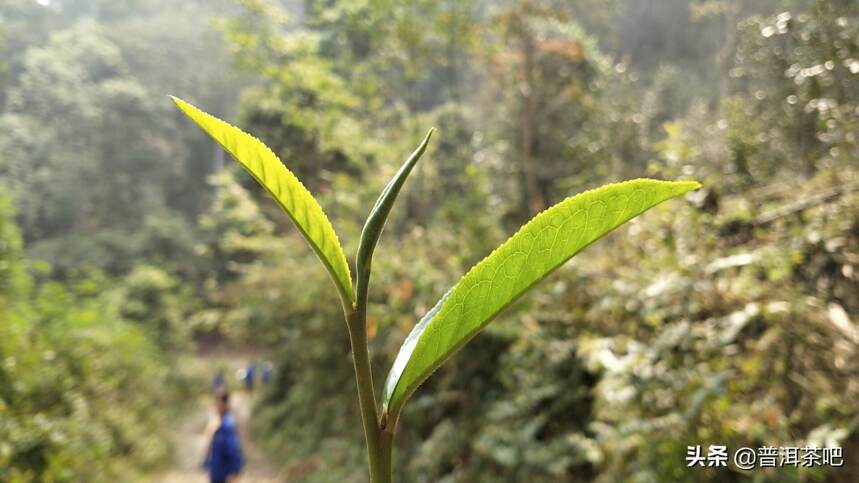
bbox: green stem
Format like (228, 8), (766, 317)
(378, 426), (394, 482)
(345, 306), (391, 483)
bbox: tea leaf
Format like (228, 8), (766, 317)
(355, 129), (433, 308)
(172, 96), (354, 306)
(382, 179), (700, 421)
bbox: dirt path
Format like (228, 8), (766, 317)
(144, 348), (285, 482)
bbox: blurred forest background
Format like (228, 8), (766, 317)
(1, 0), (858, 481)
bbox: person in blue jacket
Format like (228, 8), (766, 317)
(261, 361), (273, 385)
(244, 363), (256, 392)
(205, 388), (244, 483)
(212, 370), (226, 391)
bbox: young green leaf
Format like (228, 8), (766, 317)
(171, 97), (355, 306)
(381, 179), (700, 422)
(355, 129), (434, 310)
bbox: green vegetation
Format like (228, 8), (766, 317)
(173, 97), (698, 481)
(381, 180), (700, 423)
(171, 96), (356, 306)
(1, 0), (858, 481)
(0, 193), (195, 481)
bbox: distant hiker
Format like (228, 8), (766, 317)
(204, 388), (244, 483)
(261, 361), (273, 385)
(212, 370), (226, 391)
(244, 363), (256, 391)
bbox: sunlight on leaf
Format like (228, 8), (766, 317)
(382, 178), (700, 422)
(172, 96), (355, 306)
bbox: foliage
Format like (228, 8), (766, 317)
(173, 88), (697, 482)
(172, 96), (355, 305)
(383, 180), (699, 420)
(118, 264), (198, 351)
(2, 0), (859, 481)
(0, 192), (28, 300)
(0, 194), (192, 482)
(226, 1), (859, 482)
(0, 0), (241, 268)
(732, 1), (859, 177)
